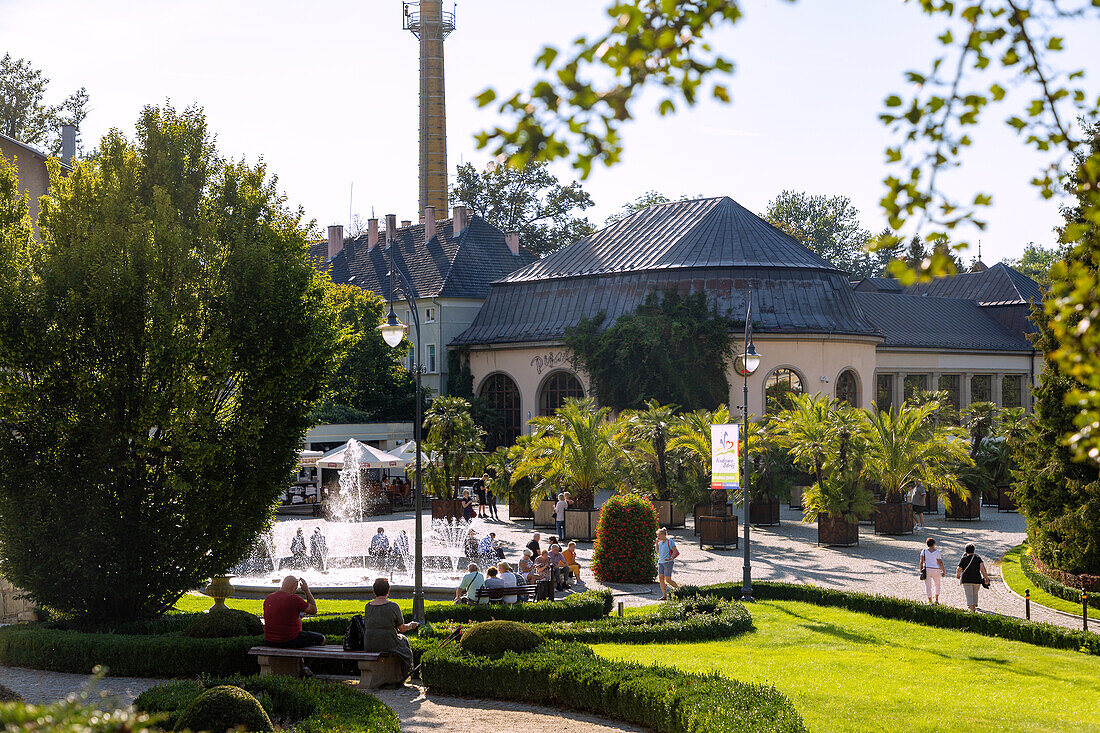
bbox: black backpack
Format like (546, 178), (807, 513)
(343, 614), (365, 651)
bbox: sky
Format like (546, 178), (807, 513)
(2, 0), (1097, 264)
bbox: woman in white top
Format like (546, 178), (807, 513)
(919, 537), (947, 603)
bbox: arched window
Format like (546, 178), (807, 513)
(478, 373), (522, 450)
(836, 369), (859, 407)
(539, 371), (585, 416)
(765, 367), (803, 414)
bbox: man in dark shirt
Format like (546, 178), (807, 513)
(526, 532), (541, 557)
(263, 575), (324, 648)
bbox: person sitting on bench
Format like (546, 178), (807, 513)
(547, 544), (568, 590)
(263, 576), (324, 650)
(562, 541), (581, 582)
(518, 549), (535, 582)
(497, 561), (519, 604)
(455, 563), (485, 605)
(363, 577), (417, 677)
(481, 566), (504, 599)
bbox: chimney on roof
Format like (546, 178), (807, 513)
(367, 218), (379, 250)
(385, 214), (397, 245)
(453, 205), (469, 236)
(61, 125), (76, 166)
(505, 231), (520, 256)
(424, 206), (437, 242)
(327, 224), (344, 259)
(401, 219), (412, 228)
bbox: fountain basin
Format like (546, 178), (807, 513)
(219, 581), (457, 600)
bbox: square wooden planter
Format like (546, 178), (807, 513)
(698, 514), (738, 549)
(817, 514), (859, 546)
(789, 486), (807, 510)
(997, 485), (1018, 512)
(693, 502), (732, 536)
(652, 500), (686, 528)
(565, 508), (600, 541)
(874, 501), (915, 535)
(923, 491), (939, 515)
(749, 498), (781, 526)
(533, 499), (556, 528)
(945, 491), (981, 521)
(430, 499), (461, 520)
(508, 501), (533, 520)
(981, 488), (999, 507)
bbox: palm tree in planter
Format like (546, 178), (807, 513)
(992, 407), (1028, 511)
(621, 400), (684, 526)
(487, 442), (535, 519)
(773, 393), (872, 546)
(422, 396), (485, 518)
(745, 418), (794, 526)
(954, 402), (998, 517)
(513, 397), (619, 539)
(668, 405), (734, 531)
(864, 401), (971, 534)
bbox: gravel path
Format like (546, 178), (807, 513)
(0, 666), (160, 707)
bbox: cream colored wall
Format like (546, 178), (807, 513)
(0, 139), (50, 228)
(874, 348), (1040, 409)
(468, 343), (592, 430)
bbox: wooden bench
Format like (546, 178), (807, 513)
(248, 644), (402, 689)
(474, 583), (539, 603)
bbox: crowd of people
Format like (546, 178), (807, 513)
(451, 530), (583, 603)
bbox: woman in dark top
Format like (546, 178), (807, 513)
(363, 577), (417, 675)
(955, 543), (990, 612)
(460, 489), (475, 521)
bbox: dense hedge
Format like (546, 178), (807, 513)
(135, 674), (400, 733)
(172, 685), (273, 733)
(1021, 547), (1100, 609)
(592, 494), (658, 582)
(672, 581), (1100, 655)
(421, 641), (806, 733)
(460, 620), (545, 655)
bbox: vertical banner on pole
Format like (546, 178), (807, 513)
(710, 424), (740, 492)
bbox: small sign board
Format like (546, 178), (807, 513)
(710, 424), (740, 490)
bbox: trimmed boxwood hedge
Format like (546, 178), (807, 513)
(135, 674), (400, 733)
(1020, 547), (1100, 610)
(672, 581), (1100, 655)
(421, 640), (806, 733)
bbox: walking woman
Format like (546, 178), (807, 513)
(956, 543), (990, 612)
(655, 528), (680, 600)
(919, 537), (946, 603)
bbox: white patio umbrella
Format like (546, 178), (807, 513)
(391, 440), (431, 465)
(316, 441), (407, 469)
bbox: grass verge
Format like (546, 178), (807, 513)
(593, 599), (1100, 733)
(1000, 544), (1084, 617)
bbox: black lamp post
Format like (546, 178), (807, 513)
(378, 260), (427, 626)
(733, 292), (761, 602)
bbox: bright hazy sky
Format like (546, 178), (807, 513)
(2, 0), (1097, 264)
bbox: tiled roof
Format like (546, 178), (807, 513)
(854, 292), (1034, 352)
(498, 196), (840, 284)
(453, 196), (879, 346)
(311, 215), (538, 300)
(903, 262), (1042, 306)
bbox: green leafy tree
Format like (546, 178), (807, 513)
(422, 396), (484, 500)
(513, 397), (618, 510)
(564, 289), (735, 411)
(310, 284), (416, 424)
(0, 105), (342, 622)
(450, 160), (594, 256)
(620, 400), (678, 500)
(1002, 243), (1062, 286)
(763, 191), (876, 277)
(604, 190), (672, 226)
(0, 53), (89, 155)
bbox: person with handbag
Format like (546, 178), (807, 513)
(956, 543), (991, 612)
(656, 528), (680, 600)
(919, 537), (946, 603)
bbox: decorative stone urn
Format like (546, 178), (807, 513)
(206, 575), (234, 611)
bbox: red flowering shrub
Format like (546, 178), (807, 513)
(592, 494), (658, 583)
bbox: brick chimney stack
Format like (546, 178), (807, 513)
(424, 206), (437, 242)
(327, 224), (344, 259)
(367, 218), (379, 250)
(505, 231), (520, 255)
(385, 214), (397, 245)
(453, 205), (469, 236)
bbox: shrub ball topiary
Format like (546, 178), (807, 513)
(591, 493), (658, 583)
(183, 608), (264, 638)
(0, 684), (21, 702)
(460, 620), (544, 656)
(173, 685), (273, 733)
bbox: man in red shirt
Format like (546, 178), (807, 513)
(263, 575), (324, 648)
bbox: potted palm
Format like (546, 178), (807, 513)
(992, 408), (1027, 512)
(745, 419), (792, 526)
(487, 443), (533, 519)
(621, 400), (685, 527)
(950, 402), (997, 520)
(773, 394), (871, 547)
(668, 406), (734, 535)
(865, 401), (971, 534)
(422, 397), (485, 520)
(513, 397), (617, 540)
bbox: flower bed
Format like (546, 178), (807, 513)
(592, 494), (658, 582)
(1020, 546), (1100, 610)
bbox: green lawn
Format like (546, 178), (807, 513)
(1000, 544), (1085, 617)
(173, 592), (443, 615)
(593, 599), (1100, 733)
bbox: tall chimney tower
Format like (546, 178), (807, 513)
(404, 1), (454, 220)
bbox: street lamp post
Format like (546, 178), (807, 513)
(378, 263), (427, 626)
(733, 291), (761, 602)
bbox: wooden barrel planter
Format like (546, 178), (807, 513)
(789, 485), (808, 510)
(693, 502), (732, 536)
(945, 491), (981, 521)
(874, 501), (915, 535)
(533, 499), (556, 528)
(749, 498), (781, 526)
(430, 498), (462, 520)
(817, 514), (858, 546)
(565, 508), (600, 541)
(997, 485), (1017, 512)
(508, 501), (533, 520)
(698, 514), (738, 549)
(652, 500), (686, 528)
